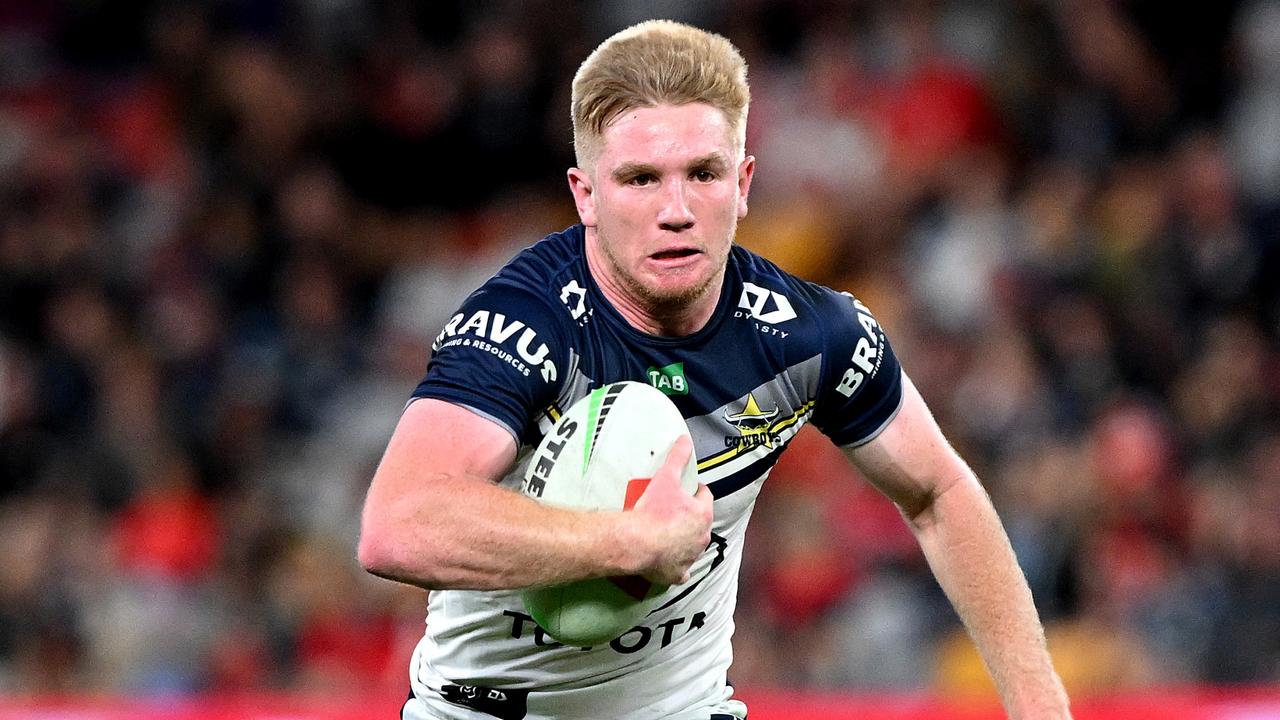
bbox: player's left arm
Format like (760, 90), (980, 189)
(844, 372), (1072, 719)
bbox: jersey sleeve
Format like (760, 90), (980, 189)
(411, 281), (570, 443)
(810, 292), (904, 447)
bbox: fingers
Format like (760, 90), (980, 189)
(660, 434), (693, 474)
(632, 434), (711, 586)
(645, 435), (692, 494)
(693, 482), (712, 504)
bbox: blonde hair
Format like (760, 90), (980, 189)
(571, 20), (750, 170)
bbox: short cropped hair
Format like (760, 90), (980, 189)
(571, 20), (751, 171)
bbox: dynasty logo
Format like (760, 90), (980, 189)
(559, 279), (591, 324)
(723, 393), (782, 449)
(734, 282), (795, 339)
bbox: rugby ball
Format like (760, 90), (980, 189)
(519, 381), (698, 646)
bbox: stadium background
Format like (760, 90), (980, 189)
(0, 0), (1277, 717)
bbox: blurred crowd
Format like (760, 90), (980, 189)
(1, 0), (1277, 702)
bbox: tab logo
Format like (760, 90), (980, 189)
(646, 362), (689, 396)
(737, 282), (796, 325)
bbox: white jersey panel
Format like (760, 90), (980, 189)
(409, 481), (761, 720)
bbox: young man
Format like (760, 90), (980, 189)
(359, 20), (1072, 720)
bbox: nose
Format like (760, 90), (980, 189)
(657, 179), (695, 231)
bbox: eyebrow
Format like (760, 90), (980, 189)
(610, 154), (731, 183)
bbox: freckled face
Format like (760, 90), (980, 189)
(569, 103), (754, 311)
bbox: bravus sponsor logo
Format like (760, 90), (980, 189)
(835, 296), (884, 398)
(434, 309), (558, 383)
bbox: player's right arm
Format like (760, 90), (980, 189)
(357, 276), (709, 591)
(357, 399), (710, 590)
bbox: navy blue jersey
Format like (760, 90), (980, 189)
(404, 224), (902, 720)
(416, 224), (901, 474)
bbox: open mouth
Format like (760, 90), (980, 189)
(650, 248), (700, 261)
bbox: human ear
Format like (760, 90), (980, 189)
(567, 167), (597, 227)
(736, 155), (756, 219)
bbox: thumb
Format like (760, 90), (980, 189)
(654, 435), (694, 485)
(693, 482), (713, 505)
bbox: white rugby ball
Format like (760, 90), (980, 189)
(519, 380), (698, 646)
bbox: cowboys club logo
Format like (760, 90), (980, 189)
(723, 393), (782, 449)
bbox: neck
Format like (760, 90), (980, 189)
(584, 228), (724, 337)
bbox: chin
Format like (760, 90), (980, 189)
(636, 273), (715, 308)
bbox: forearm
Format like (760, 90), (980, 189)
(908, 474), (1071, 719)
(360, 469), (644, 591)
